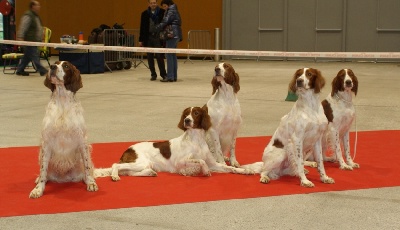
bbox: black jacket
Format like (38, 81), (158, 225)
(139, 7), (165, 46)
(156, 4), (182, 41)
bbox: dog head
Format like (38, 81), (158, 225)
(289, 68), (325, 94)
(211, 62), (240, 95)
(178, 106), (211, 131)
(44, 61), (82, 93)
(331, 69), (358, 96)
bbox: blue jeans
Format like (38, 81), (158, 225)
(165, 38), (179, 81)
(17, 46), (48, 75)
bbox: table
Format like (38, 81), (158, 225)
(58, 47), (105, 74)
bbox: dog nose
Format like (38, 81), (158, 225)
(215, 67), (221, 75)
(50, 65), (57, 70)
(184, 118), (191, 124)
(296, 78), (304, 87)
(345, 80), (352, 86)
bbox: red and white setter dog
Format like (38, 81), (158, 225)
(243, 68), (335, 187)
(306, 69), (359, 170)
(203, 63), (242, 167)
(29, 61), (98, 199)
(95, 107), (252, 180)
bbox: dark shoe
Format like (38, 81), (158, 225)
(160, 79), (173, 82)
(161, 76), (166, 80)
(16, 71), (29, 76)
(150, 78), (157, 81)
(174, 79), (177, 82)
(40, 71), (48, 77)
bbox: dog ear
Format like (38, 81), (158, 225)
(288, 69), (300, 93)
(177, 108), (189, 131)
(211, 77), (220, 95)
(43, 74), (55, 92)
(331, 70), (344, 96)
(65, 64), (83, 93)
(201, 106), (212, 130)
(349, 69), (358, 96)
(232, 72), (240, 93)
(312, 69), (325, 94)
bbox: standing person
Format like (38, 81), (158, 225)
(16, 0), (48, 76)
(139, 0), (167, 81)
(157, 0), (182, 82)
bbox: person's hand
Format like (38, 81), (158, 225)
(139, 42), (143, 47)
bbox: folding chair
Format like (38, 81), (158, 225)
(2, 52), (24, 74)
(39, 27), (52, 67)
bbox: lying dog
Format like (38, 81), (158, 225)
(242, 68), (335, 187)
(29, 61), (98, 199)
(95, 107), (252, 180)
(204, 62), (242, 167)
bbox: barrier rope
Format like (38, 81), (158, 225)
(1, 40), (400, 59)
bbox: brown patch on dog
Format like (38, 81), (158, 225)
(272, 139), (284, 148)
(321, 99), (334, 122)
(153, 141), (171, 159)
(119, 147), (138, 163)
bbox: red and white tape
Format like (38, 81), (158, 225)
(1, 39), (400, 59)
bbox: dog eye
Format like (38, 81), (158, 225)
(307, 73), (312, 77)
(194, 111), (199, 116)
(63, 64), (69, 69)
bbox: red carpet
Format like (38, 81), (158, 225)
(1, 130), (399, 217)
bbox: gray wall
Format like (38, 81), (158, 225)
(222, 0), (400, 61)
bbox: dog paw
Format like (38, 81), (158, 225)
(111, 175), (121, 181)
(340, 164), (353, 170)
(321, 176), (335, 184)
(203, 171), (212, 177)
(300, 179), (315, 188)
(349, 162), (360, 169)
(87, 183), (98, 192)
(29, 188), (44, 199)
(260, 176), (270, 184)
(230, 160), (240, 168)
(309, 162), (318, 168)
(304, 168), (310, 174)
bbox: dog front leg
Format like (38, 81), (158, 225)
(206, 129), (225, 164)
(313, 141), (335, 184)
(291, 139), (313, 187)
(343, 131), (359, 169)
(229, 137), (240, 167)
(80, 144), (98, 192)
(29, 146), (50, 198)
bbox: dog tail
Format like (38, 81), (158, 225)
(240, 162), (263, 174)
(94, 168), (112, 178)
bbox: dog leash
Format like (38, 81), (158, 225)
(335, 94), (357, 161)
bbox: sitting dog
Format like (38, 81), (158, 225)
(306, 69), (359, 170)
(95, 107), (252, 180)
(204, 63), (242, 167)
(242, 68), (335, 187)
(29, 61), (98, 199)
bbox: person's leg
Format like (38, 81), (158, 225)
(147, 52), (157, 80)
(171, 38), (179, 81)
(147, 38), (157, 80)
(16, 46), (33, 74)
(155, 52), (166, 79)
(163, 39), (175, 81)
(30, 46), (48, 76)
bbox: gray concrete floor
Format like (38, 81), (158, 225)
(0, 57), (399, 229)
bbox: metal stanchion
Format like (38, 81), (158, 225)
(214, 28), (220, 61)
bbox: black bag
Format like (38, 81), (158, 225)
(160, 25), (174, 41)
